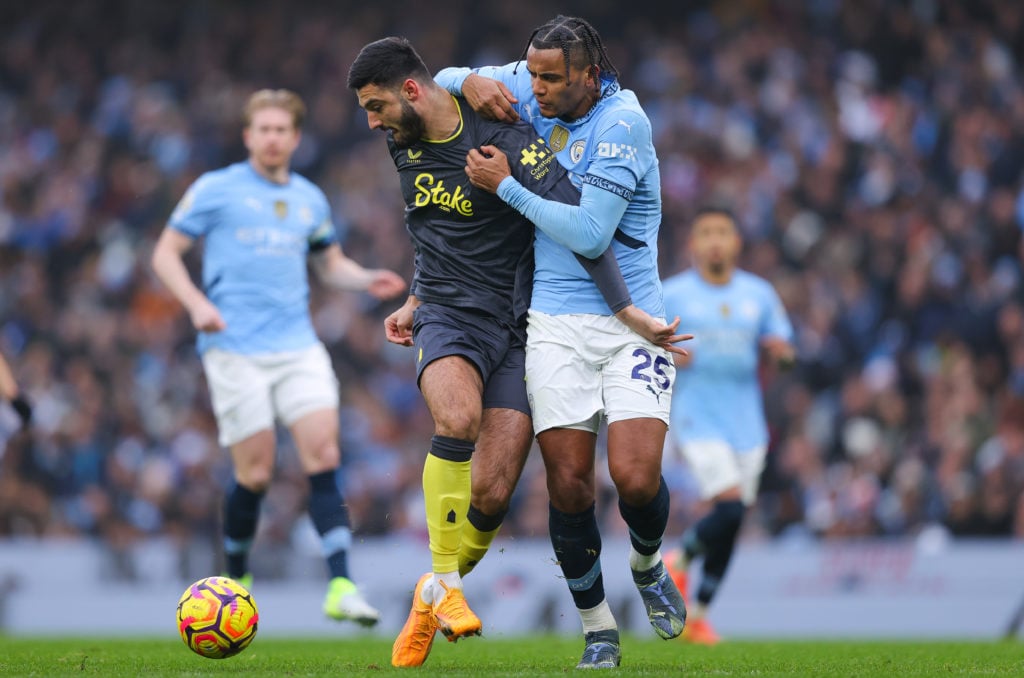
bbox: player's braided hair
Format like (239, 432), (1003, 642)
(514, 15), (619, 81)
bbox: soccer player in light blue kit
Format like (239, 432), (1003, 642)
(437, 15), (689, 668)
(151, 89), (406, 626)
(661, 207), (795, 644)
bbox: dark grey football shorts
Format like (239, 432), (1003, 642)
(412, 302), (529, 415)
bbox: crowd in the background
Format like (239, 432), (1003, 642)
(2, 0), (1024, 569)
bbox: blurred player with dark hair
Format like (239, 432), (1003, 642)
(151, 88), (406, 627)
(0, 351), (32, 430)
(662, 207), (795, 644)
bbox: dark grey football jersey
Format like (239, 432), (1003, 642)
(388, 97), (581, 326)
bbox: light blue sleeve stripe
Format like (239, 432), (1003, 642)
(223, 537), (254, 555)
(320, 526), (352, 557)
(566, 559), (603, 592)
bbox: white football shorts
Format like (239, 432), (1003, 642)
(678, 439), (767, 505)
(525, 310), (675, 435)
(201, 343), (339, 447)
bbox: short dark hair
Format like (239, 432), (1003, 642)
(347, 37), (432, 91)
(692, 205), (738, 224)
(516, 15), (619, 80)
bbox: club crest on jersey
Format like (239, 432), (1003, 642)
(273, 200), (288, 219)
(720, 303), (730, 318)
(570, 140), (587, 164)
(549, 125), (570, 152)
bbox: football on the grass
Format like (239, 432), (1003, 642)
(176, 576), (259, 659)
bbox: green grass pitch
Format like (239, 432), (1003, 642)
(1, 636), (1021, 676)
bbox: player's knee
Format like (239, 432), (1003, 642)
(547, 476), (594, 513)
(471, 470), (514, 514)
(472, 491), (510, 517)
(236, 471), (272, 494)
(434, 411), (481, 441)
(299, 444), (340, 475)
(612, 472), (659, 508)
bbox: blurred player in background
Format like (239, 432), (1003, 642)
(0, 351), (32, 431)
(662, 207), (795, 644)
(440, 14), (689, 669)
(347, 36), (683, 667)
(151, 88), (406, 627)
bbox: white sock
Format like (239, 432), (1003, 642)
(629, 546), (663, 572)
(419, 576), (435, 606)
(578, 599), (617, 633)
(432, 571), (462, 603)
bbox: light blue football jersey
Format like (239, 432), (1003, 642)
(168, 161), (337, 354)
(661, 269), (793, 451)
(436, 65), (664, 317)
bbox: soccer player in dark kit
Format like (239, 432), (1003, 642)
(347, 36), (687, 667)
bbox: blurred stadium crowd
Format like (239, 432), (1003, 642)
(2, 0), (1024, 569)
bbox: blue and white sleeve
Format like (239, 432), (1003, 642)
(434, 63), (527, 98)
(497, 177), (628, 259)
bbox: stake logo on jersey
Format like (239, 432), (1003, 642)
(387, 97), (579, 326)
(413, 173), (473, 215)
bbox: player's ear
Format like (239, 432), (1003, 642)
(401, 78), (419, 101)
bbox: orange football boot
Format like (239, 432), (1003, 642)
(664, 548), (691, 607)
(432, 580), (482, 641)
(391, 573), (438, 667)
(682, 617), (721, 645)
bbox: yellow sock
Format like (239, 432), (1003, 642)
(459, 520), (500, 577)
(422, 452), (472, 574)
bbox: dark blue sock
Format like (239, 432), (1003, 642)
(549, 503), (605, 610)
(617, 476), (670, 557)
(223, 482), (264, 578)
(695, 500), (745, 605)
(308, 470), (352, 580)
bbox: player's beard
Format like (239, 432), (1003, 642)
(389, 100), (426, 149)
(707, 260), (727, 277)
(254, 147), (288, 174)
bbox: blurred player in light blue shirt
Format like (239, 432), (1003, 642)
(151, 89), (406, 627)
(167, 158), (336, 355)
(662, 207), (795, 644)
(437, 15), (689, 667)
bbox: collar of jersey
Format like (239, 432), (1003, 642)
(244, 159), (292, 186)
(422, 95), (465, 144)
